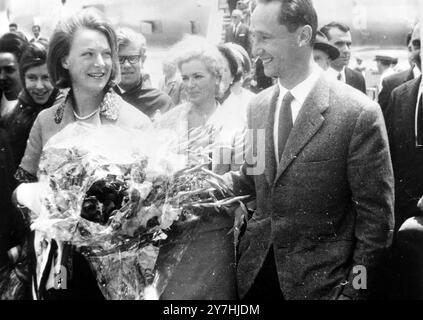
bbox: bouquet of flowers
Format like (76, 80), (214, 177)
(30, 122), (247, 300)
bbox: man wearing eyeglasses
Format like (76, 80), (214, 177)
(114, 27), (174, 120)
(384, 22), (423, 299)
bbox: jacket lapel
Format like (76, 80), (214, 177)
(264, 85), (280, 186)
(274, 75), (329, 184)
(401, 76), (420, 156)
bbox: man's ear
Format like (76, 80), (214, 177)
(298, 25), (313, 47)
(61, 56), (70, 70)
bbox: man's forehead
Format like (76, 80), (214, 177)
(0, 52), (17, 64)
(119, 42), (142, 53)
(328, 28), (351, 41)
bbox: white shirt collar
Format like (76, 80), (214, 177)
(413, 65), (421, 79)
(274, 63), (322, 162)
(277, 63), (322, 121)
(326, 66), (345, 82)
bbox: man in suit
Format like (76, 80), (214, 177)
(384, 23), (423, 299)
(378, 32), (420, 114)
(320, 22), (367, 94)
(226, 0), (394, 300)
(225, 9), (252, 56)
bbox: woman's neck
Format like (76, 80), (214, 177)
(72, 88), (104, 117)
(230, 81), (242, 95)
(191, 98), (217, 118)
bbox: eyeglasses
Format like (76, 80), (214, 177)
(118, 55), (142, 65)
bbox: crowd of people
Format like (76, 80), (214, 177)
(0, 0), (422, 300)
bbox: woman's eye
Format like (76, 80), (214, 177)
(26, 75), (37, 81)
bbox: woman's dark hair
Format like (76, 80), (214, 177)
(217, 44), (242, 83)
(19, 42), (49, 85)
(0, 32), (29, 60)
(47, 8), (120, 90)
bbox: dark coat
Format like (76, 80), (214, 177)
(225, 23), (251, 56)
(229, 74), (394, 300)
(114, 81), (174, 119)
(0, 89), (63, 171)
(384, 76), (423, 230)
(378, 68), (414, 113)
(345, 67), (367, 94)
(0, 129), (22, 266)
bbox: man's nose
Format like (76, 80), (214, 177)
(94, 54), (106, 67)
(253, 45), (263, 59)
(35, 78), (44, 89)
(187, 77), (196, 88)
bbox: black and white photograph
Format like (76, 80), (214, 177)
(0, 0), (422, 306)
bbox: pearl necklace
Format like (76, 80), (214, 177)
(73, 108), (100, 120)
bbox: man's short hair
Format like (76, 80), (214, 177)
(9, 23), (17, 29)
(116, 27), (147, 60)
(258, 0), (318, 45)
(320, 22), (351, 40)
(47, 8), (120, 89)
(0, 32), (29, 61)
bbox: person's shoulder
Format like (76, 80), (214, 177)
(392, 74), (420, 95)
(35, 95), (66, 125)
(117, 94), (151, 125)
(155, 102), (189, 129)
(142, 87), (173, 103)
(250, 85), (275, 104)
(384, 69), (412, 87)
(346, 67), (365, 80)
(323, 73), (376, 112)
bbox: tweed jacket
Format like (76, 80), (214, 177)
(229, 73), (394, 300)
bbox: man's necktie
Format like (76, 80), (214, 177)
(417, 94), (423, 146)
(278, 92), (294, 162)
(337, 73), (342, 81)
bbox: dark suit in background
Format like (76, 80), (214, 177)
(230, 74), (394, 300)
(378, 68), (414, 113)
(384, 76), (423, 299)
(345, 67), (367, 94)
(225, 23), (252, 57)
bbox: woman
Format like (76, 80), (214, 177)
(15, 9), (151, 182)
(1, 41), (63, 171)
(14, 8), (151, 300)
(213, 43), (255, 174)
(155, 35), (237, 300)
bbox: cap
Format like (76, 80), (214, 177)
(314, 31), (340, 60)
(374, 55), (395, 64)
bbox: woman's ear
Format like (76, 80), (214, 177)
(61, 56), (70, 70)
(298, 25), (313, 47)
